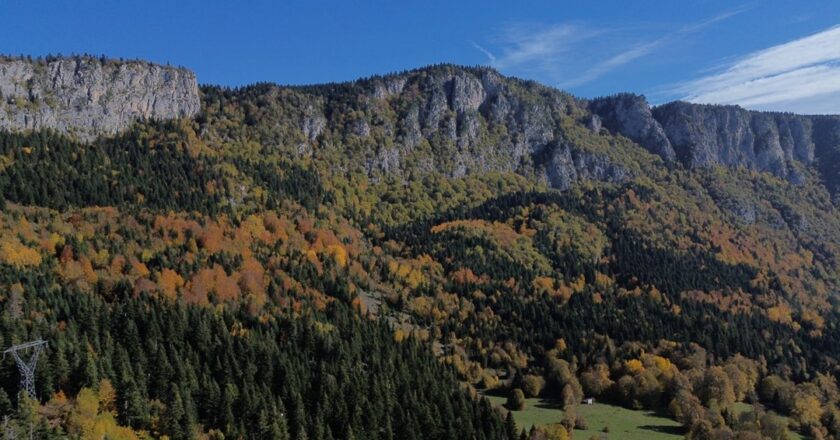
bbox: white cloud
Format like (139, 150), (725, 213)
(471, 42), (496, 63)
(476, 7), (748, 89)
(560, 39), (662, 88)
(481, 23), (603, 83)
(678, 25), (840, 114)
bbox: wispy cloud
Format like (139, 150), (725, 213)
(675, 25), (840, 113)
(475, 6), (749, 89)
(562, 6), (750, 88)
(471, 42), (496, 63)
(480, 23), (604, 83)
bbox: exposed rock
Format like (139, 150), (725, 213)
(200, 65), (616, 189)
(296, 142), (314, 158)
(590, 95), (840, 191)
(422, 87), (449, 134)
(225, 65), (840, 199)
(366, 147), (401, 174)
(653, 102), (786, 174)
(485, 93), (511, 123)
(372, 77), (407, 100)
(457, 112), (481, 147)
(545, 142), (629, 190)
(353, 118), (371, 137)
(449, 72), (486, 113)
(586, 114), (602, 133)
(588, 94), (676, 162)
(811, 115), (840, 197)
(519, 104), (555, 155)
(0, 56), (199, 141)
(301, 105), (326, 141)
(399, 104), (422, 148)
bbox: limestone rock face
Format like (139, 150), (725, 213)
(651, 102), (816, 177)
(0, 56), (200, 141)
(449, 72), (486, 113)
(588, 94), (676, 162)
(545, 141), (629, 190)
(342, 66), (580, 182)
(589, 95), (840, 189)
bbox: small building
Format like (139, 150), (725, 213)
(583, 397), (595, 405)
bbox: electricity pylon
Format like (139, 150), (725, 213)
(3, 340), (47, 399)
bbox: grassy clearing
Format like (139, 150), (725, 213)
(573, 403), (684, 440)
(482, 396), (810, 440)
(484, 395), (684, 440)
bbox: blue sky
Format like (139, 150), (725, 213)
(2, 0), (840, 113)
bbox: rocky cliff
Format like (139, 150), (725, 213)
(589, 94), (840, 191)
(587, 93), (676, 162)
(203, 65), (840, 195)
(202, 65), (639, 190)
(0, 56), (200, 141)
(3, 58), (838, 195)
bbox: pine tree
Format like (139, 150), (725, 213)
(505, 412), (518, 440)
(165, 384), (187, 440)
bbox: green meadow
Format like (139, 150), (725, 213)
(484, 395), (684, 440)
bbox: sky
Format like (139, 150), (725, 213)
(2, 0), (840, 113)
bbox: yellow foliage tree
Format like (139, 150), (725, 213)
(625, 359), (645, 375)
(158, 268), (185, 300)
(67, 386), (140, 440)
(325, 244), (348, 268)
(0, 237), (42, 267)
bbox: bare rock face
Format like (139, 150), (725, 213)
(811, 116), (840, 196)
(301, 104), (326, 141)
(449, 72), (486, 113)
(651, 102), (815, 177)
(586, 114), (602, 133)
(355, 66), (573, 180)
(589, 95), (839, 187)
(372, 77), (407, 100)
(588, 94), (676, 162)
(0, 56), (200, 141)
(234, 66), (636, 190)
(198, 64), (840, 195)
(545, 141), (629, 190)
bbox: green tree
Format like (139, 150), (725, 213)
(507, 388), (526, 411)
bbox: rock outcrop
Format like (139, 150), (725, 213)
(248, 65), (601, 187)
(652, 102), (815, 178)
(545, 141), (629, 190)
(589, 94), (840, 189)
(0, 56), (200, 141)
(588, 94), (676, 162)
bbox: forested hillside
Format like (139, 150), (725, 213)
(2, 58), (840, 439)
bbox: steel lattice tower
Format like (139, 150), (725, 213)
(3, 340), (47, 399)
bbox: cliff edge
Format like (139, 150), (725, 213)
(0, 56), (200, 141)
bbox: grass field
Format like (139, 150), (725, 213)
(484, 395), (684, 440)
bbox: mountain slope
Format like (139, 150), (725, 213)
(2, 57), (840, 439)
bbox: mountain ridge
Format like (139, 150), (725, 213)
(2, 57), (838, 197)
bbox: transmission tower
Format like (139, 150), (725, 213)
(3, 340), (47, 399)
